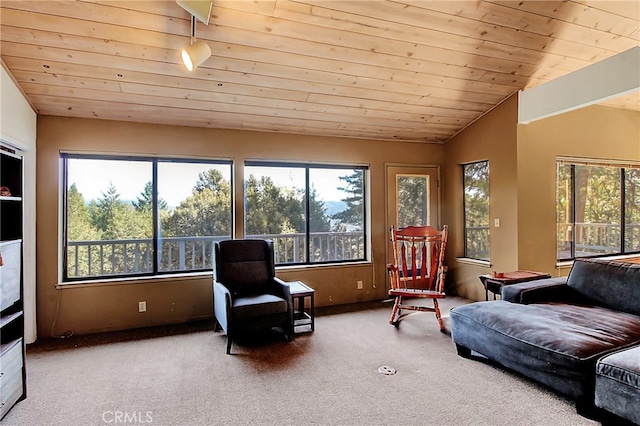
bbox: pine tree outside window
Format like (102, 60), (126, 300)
(396, 175), (428, 228)
(244, 162), (367, 265)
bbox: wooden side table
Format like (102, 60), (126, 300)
(479, 270), (551, 300)
(288, 281), (315, 333)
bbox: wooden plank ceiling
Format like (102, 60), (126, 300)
(1, 0), (639, 143)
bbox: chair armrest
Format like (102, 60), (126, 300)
(272, 276), (290, 296)
(273, 277), (294, 331)
(501, 277), (574, 304)
(272, 277), (293, 309)
(213, 281), (232, 333)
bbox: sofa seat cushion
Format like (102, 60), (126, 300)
(232, 294), (288, 319)
(595, 346), (640, 424)
(476, 302), (640, 357)
(450, 301), (640, 400)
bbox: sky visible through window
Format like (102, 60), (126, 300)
(68, 159), (350, 208)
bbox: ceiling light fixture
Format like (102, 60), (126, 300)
(177, 0), (212, 71)
(176, 0), (212, 25)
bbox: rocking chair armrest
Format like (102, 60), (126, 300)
(387, 263), (399, 272)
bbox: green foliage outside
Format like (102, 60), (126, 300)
(396, 176), (427, 228)
(463, 161), (490, 260)
(556, 164), (640, 257)
(626, 169), (640, 249)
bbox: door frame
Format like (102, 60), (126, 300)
(384, 163), (442, 291)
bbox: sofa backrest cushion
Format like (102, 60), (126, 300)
(567, 259), (640, 316)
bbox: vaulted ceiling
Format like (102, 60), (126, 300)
(1, 1), (639, 143)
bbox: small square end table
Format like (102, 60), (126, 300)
(288, 281), (315, 333)
(479, 270), (551, 300)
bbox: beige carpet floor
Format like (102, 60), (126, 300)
(3, 297), (599, 426)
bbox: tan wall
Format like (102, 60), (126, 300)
(444, 96), (640, 301)
(517, 104), (640, 275)
(443, 94), (519, 300)
(36, 116), (444, 337)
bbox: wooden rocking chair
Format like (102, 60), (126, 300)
(387, 225), (449, 331)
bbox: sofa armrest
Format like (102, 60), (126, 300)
(501, 277), (573, 304)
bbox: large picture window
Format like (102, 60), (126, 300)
(556, 160), (640, 260)
(463, 161), (490, 261)
(63, 154), (232, 281)
(244, 162), (367, 265)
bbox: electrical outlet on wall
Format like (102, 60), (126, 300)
(139, 301), (147, 312)
(357, 280), (363, 289)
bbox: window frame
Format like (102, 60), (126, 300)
(556, 159), (640, 261)
(61, 153), (233, 282)
(244, 160), (369, 266)
(462, 160), (490, 261)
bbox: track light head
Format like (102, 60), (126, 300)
(181, 40), (212, 71)
(180, 11), (211, 72)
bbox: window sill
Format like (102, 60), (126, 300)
(277, 260), (372, 272)
(56, 262), (372, 289)
(556, 253), (640, 269)
(455, 257), (491, 268)
(56, 271), (212, 289)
